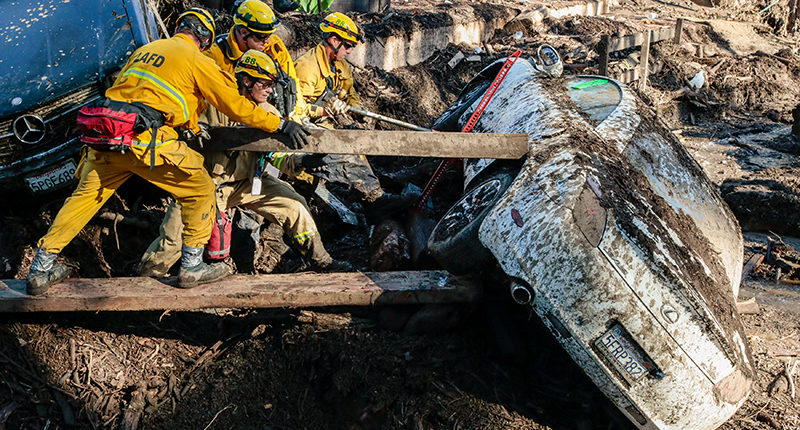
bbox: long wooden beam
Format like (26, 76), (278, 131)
(205, 127), (529, 159)
(0, 271), (481, 312)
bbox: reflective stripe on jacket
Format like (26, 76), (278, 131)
(105, 33), (281, 146)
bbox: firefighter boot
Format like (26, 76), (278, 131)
(307, 235), (354, 272)
(26, 248), (71, 296)
(177, 245), (232, 289)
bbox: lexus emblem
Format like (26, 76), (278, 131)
(13, 114), (46, 144)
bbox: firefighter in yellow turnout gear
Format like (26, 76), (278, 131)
(25, 8), (311, 295)
(138, 50), (352, 276)
(295, 12), (361, 126)
(295, 13), (409, 216)
(205, 0), (306, 121)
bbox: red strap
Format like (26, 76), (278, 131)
(414, 51), (522, 211)
(461, 50), (521, 133)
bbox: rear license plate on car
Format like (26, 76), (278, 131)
(25, 160), (77, 193)
(595, 323), (656, 383)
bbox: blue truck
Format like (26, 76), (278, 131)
(0, 0), (160, 197)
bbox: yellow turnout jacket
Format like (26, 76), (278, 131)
(205, 31), (306, 120)
(105, 33), (281, 148)
(294, 43), (360, 119)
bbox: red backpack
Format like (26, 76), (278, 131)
(205, 207), (232, 260)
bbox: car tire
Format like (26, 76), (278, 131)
(427, 172), (514, 274)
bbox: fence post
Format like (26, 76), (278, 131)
(638, 30), (651, 91)
(599, 35), (610, 76)
(674, 18), (684, 44)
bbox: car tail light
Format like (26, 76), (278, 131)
(714, 368), (751, 404)
(572, 175), (606, 247)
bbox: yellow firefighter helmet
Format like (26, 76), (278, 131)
(234, 0), (281, 34)
(319, 12), (364, 44)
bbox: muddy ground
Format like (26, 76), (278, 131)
(2, 0), (800, 428)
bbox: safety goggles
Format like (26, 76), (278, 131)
(253, 79), (274, 89)
(247, 30), (271, 42)
(338, 37), (356, 50)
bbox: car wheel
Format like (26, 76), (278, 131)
(428, 172), (514, 274)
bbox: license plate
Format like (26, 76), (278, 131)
(25, 159), (77, 193)
(595, 323), (657, 383)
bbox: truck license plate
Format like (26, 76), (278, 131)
(25, 160), (77, 193)
(595, 323), (656, 383)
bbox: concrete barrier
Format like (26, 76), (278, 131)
(286, 0), (616, 71)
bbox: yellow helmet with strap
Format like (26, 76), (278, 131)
(235, 50), (280, 82)
(177, 7), (216, 50)
(234, 0), (280, 34)
(319, 12), (364, 44)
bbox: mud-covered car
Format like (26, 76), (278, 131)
(0, 0), (160, 197)
(427, 51), (753, 429)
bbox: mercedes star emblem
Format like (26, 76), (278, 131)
(13, 114), (46, 144)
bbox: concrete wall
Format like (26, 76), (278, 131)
(346, 8), (518, 71)
(284, 0), (616, 71)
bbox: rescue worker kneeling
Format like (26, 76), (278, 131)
(25, 8), (311, 295)
(138, 50), (352, 277)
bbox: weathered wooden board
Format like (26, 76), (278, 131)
(606, 26), (676, 53)
(206, 127), (529, 159)
(0, 271), (481, 312)
(741, 253), (764, 279)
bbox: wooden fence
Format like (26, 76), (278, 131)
(597, 18), (685, 89)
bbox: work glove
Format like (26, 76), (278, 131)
(299, 153), (327, 172)
(279, 118), (311, 149)
(197, 122), (211, 141)
(325, 97), (350, 117)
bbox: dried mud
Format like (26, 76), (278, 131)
(2, 0), (800, 428)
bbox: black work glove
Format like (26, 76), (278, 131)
(279, 119), (311, 149)
(197, 122), (211, 141)
(300, 153), (327, 171)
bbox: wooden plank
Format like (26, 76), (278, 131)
(205, 128), (529, 159)
(674, 18), (685, 44)
(598, 35), (610, 76)
(605, 26), (675, 53)
(0, 271), (482, 312)
(651, 26), (675, 43)
(638, 29), (651, 91)
(742, 253), (764, 279)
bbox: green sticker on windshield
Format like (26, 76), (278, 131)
(571, 79), (609, 90)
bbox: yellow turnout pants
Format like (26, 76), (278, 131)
(139, 174), (326, 275)
(37, 142), (215, 253)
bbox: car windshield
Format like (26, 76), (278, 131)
(0, 0), (140, 117)
(565, 77), (623, 124)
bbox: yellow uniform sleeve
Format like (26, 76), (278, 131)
(267, 152), (305, 177)
(295, 48), (327, 119)
(193, 54), (282, 133)
(340, 61), (360, 108)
